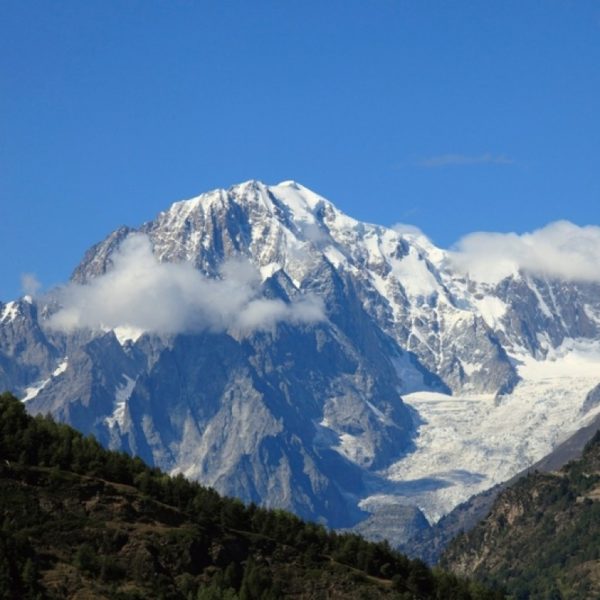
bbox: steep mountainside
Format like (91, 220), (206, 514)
(1, 180), (600, 533)
(441, 431), (600, 599)
(0, 392), (501, 600)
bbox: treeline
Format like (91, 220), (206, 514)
(0, 392), (504, 599)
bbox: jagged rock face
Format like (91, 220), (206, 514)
(582, 384), (600, 414)
(69, 181), (600, 395)
(70, 226), (133, 284)
(493, 277), (600, 356)
(0, 299), (59, 392)
(95, 324), (412, 526)
(2, 180), (600, 530)
(28, 332), (140, 435)
(22, 323), (412, 527)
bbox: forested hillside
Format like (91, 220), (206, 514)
(0, 392), (501, 599)
(442, 431), (600, 599)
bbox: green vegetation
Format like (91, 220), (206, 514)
(0, 391), (502, 599)
(442, 431), (600, 599)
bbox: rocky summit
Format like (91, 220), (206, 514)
(1, 180), (600, 537)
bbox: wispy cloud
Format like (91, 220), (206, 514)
(47, 234), (325, 336)
(417, 153), (515, 168)
(20, 273), (41, 297)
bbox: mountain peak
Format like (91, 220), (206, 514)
(164, 180), (327, 219)
(276, 179), (301, 187)
(23, 179), (600, 535)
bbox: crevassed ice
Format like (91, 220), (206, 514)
(364, 339), (600, 522)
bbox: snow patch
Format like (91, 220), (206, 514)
(105, 375), (136, 429)
(22, 358), (68, 402)
(369, 271), (390, 299)
(472, 296), (508, 330)
(113, 326), (145, 345)
(323, 246), (348, 268)
(460, 361), (479, 376)
(270, 182), (319, 221)
(22, 379), (51, 403)
(1, 302), (19, 323)
(389, 251), (438, 298)
(259, 262), (282, 280)
(584, 304), (600, 325)
(527, 280), (553, 318)
(52, 358), (68, 377)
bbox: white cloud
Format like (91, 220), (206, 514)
(417, 153), (515, 168)
(391, 223), (426, 237)
(449, 221), (600, 283)
(300, 222), (329, 245)
(21, 273), (41, 297)
(48, 234), (325, 336)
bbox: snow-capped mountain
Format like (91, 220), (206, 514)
(2, 180), (600, 536)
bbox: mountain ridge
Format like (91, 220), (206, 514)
(2, 180), (600, 535)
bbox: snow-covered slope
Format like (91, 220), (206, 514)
(2, 180), (600, 539)
(364, 339), (600, 521)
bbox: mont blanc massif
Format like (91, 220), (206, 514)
(2, 180), (600, 549)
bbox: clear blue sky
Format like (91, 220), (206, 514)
(1, 1), (599, 301)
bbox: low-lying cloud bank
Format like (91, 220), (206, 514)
(48, 234), (325, 335)
(449, 221), (600, 284)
